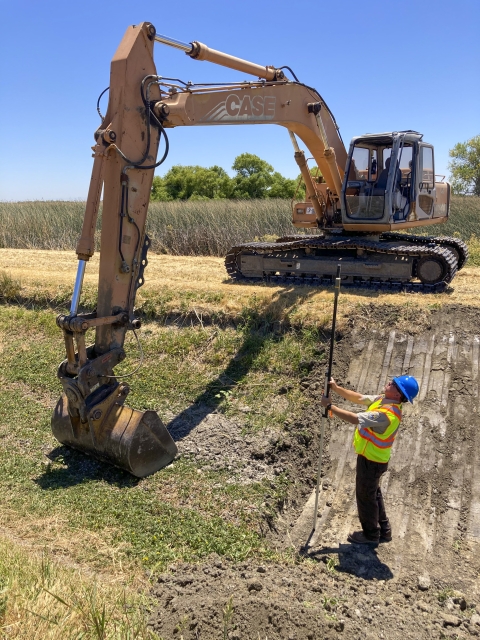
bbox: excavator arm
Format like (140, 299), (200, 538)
(52, 22), (177, 477)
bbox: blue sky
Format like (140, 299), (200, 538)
(0, 0), (478, 200)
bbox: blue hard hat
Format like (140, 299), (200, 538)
(393, 375), (419, 403)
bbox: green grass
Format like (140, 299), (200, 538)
(3, 196), (477, 257)
(0, 303), (320, 577)
(0, 380), (271, 583)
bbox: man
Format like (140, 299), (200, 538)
(320, 375), (419, 544)
(373, 155), (402, 194)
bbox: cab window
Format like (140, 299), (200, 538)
(421, 147), (434, 188)
(345, 146), (384, 219)
(348, 147), (377, 181)
(350, 147), (369, 181)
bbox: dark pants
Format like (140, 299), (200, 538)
(355, 454), (391, 540)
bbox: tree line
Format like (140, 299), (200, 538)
(150, 135), (480, 201)
(151, 153), (312, 201)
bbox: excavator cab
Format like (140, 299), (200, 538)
(341, 131), (450, 230)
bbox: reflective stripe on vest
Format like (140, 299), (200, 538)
(353, 397), (402, 463)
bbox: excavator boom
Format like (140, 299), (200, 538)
(154, 82), (347, 199)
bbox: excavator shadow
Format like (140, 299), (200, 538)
(305, 543), (394, 581)
(225, 277), (455, 298)
(37, 284), (321, 485)
(35, 445), (140, 489)
(166, 284), (322, 442)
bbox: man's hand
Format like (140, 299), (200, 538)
(327, 379), (365, 405)
(329, 378), (339, 392)
(320, 395), (360, 425)
(320, 394), (331, 408)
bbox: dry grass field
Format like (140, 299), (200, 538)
(2, 248), (480, 326)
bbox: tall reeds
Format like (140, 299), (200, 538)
(0, 196), (478, 257)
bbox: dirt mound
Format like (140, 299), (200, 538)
(149, 305), (480, 639)
(149, 556), (480, 639)
(168, 410), (288, 484)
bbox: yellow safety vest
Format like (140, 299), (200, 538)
(353, 397), (402, 463)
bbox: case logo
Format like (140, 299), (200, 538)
(199, 94), (276, 122)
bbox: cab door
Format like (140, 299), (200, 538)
(416, 145), (436, 219)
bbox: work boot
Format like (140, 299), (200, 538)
(379, 529), (392, 543)
(347, 531), (379, 545)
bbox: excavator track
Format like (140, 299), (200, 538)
(225, 236), (458, 293)
(380, 232), (469, 270)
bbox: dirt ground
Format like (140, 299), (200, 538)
(148, 305), (480, 639)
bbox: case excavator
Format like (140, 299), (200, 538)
(52, 22), (467, 477)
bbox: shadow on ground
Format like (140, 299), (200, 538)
(35, 445), (140, 490)
(306, 542), (394, 580)
(166, 283), (326, 441)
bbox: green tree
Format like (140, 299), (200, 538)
(151, 175), (171, 201)
(448, 135), (480, 196)
(231, 153), (274, 199)
(268, 172), (298, 198)
(151, 165), (232, 201)
(151, 153), (309, 200)
(231, 153), (299, 199)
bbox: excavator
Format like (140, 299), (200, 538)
(52, 22), (468, 477)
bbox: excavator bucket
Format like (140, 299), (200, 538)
(52, 394), (177, 478)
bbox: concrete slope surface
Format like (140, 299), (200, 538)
(292, 308), (480, 593)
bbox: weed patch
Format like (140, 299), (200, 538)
(0, 271), (21, 301)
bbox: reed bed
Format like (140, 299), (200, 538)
(0, 196), (478, 257)
(404, 196), (480, 239)
(0, 200), (87, 251)
(147, 199), (303, 255)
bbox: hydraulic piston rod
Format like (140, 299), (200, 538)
(70, 260), (86, 316)
(154, 34), (193, 53)
(155, 33), (283, 81)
